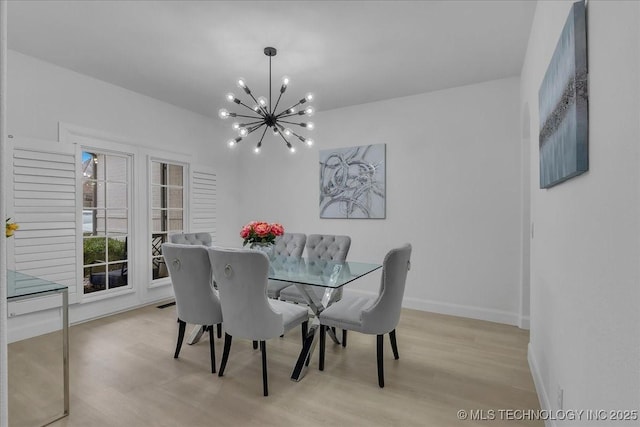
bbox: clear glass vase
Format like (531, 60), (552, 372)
(249, 242), (274, 259)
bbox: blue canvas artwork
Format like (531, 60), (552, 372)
(538, 0), (588, 189)
(319, 144), (386, 219)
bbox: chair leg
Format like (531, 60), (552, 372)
(208, 326), (216, 374)
(301, 321), (308, 346)
(217, 323), (222, 339)
(342, 329), (347, 348)
(253, 340), (258, 350)
(377, 334), (384, 388)
(174, 319), (186, 358)
(260, 341), (268, 396)
(389, 329), (399, 360)
(218, 333), (232, 377)
(319, 325), (326, 371)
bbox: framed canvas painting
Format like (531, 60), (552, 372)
(538, 0), (588, 189)
(319, 144), (386, 219)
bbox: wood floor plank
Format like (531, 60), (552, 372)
(9, 305), (542, 426)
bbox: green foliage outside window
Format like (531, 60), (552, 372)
(83, 237), (127, 265)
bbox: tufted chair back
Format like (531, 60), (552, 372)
(273, 233), (306, 257)
(306, 234), (351, 261)
(170, 232), (213, 246)
(277, 234), (351, 305)
(162, 243), (221, 326)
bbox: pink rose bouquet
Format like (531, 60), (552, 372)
(240, 221), (284, 246)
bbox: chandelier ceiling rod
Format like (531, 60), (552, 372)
(219, 46), (315, 154)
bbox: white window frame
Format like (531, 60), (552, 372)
(148, 156), (189, 288)
(79, 147), (133, 302)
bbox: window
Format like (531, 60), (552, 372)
(151, 161), (185, 280)
(82, 151), (130, 295)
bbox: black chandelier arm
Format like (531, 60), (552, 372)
(275, 101), (304, 118)
(238, 119), (264, 127)
(256, 125), (269, 147)
(290, 129), (307, 143)
(274, 128), (293, 149)
(272, 90), (285, 116)
(244, 90), (265, 114)
(232, 113), (264, 120)
(246, 123), (267, 135)
(238, 100), (265, 116)
(278, 119), (309, 127)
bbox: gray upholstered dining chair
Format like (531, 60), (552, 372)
(168, 231), (221, 339)
(169, 232), (213, 246)
(266, 233), (306, 299)
(162, 243), (223, 374)
(207, 247), (309, 396)
(317, 243), (412, 388)
(278, 234), (351, 305)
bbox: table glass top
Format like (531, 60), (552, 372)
(8, 270), (68, 300)
(268, 256), (381, 288)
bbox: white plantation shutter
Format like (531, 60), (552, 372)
(7, 138), (79, 305)
(190, 167), (216, 242)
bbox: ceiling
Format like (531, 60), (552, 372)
(7, 0), (536, 117)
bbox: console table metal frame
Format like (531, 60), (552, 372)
(8, 271), (69, 426)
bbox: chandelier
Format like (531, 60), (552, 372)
(218, 47), (315, 153)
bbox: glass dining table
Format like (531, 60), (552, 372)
(185, 254), (382, 380)
(267, 256), (382, 381)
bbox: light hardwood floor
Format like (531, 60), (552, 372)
(9, 304), (541, 426)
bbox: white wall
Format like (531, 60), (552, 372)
(8, 50), (241, 247)
(522, 1), (640, 422)
(235, 77), (525, 325)
(6, 50), (240, 340)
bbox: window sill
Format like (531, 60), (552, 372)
(148, 278), (171, 289)
(80, 286), (135, 303)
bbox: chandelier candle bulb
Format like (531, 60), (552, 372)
(220, 46), (316, 153)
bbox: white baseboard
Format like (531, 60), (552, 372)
(8, 296), (174, 343)
(344, 289), (521, 326)
(519, 315), (530, 330)
(528, 343), (554, 427)
(345, 289), (529, 329)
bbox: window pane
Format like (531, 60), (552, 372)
(84, 266), (106, 294)
(94, 210), (107, 236)
(107, 262), (128, 289)
(106, 210), (128, 235)
(108, 236), (128, 261)
(152, 256), (168, 280)
(168, 188), (183, 209)
(168, 210), (183, 231)
(82, 180), (97, 208)
(168, 164), (183, 186)
(152, 209), (165, 232)
(94, 154), (106, 180)
(106, 183), (127, 209)
(106, 156), (127, 182)
(151, 161), (162, 185)
(82, 152), (97, 179)
(95, 182), (106, 209)
(83, 237), (106, 265)
(151, 186), (164, 208)
(151, 234), (166, 257)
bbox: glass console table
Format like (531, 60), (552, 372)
(8, 270), (69, 425)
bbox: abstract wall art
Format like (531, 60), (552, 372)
(538, 0), (588, 189)
(319, 143), (386, 219)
